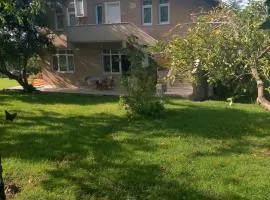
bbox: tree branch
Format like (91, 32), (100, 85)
(257, 46), (270, 59)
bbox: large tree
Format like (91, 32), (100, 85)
(157, 1), (270, 110)
(0, 0), (53, 92)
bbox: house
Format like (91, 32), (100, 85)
(41, 0), (218, 90)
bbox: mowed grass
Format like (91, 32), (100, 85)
(0, 92), (270, 200)
(0, 78), (19, 90)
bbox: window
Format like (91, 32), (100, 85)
(67, 1), (77, 26)
(52, 50), (75, 73)
(159, 0), (170, 24)
(103, 50), (129, 74)
(142, 0), (152, 25)
(96, 4), (103, 24)
(55, 5), (64, 30)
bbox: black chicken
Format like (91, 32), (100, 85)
(5, 110), (17, 122)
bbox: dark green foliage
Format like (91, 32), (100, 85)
(0, 0), (53, 92)
(120, 36), (164, 117)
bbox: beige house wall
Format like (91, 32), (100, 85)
(42, 0), (214, 88)
(42, 42), (123, 88)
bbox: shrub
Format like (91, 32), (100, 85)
(120, 36), (165, 117)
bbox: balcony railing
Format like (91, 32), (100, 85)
(66, 23), (157, 45)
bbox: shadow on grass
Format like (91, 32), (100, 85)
(0, 91), (119, 105)
(0, 93), (269, 199)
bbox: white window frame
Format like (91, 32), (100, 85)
(102, 50), (122, 74)
(95, 4), (103, 24)
(67, 1), (76, 26)
(159, 0), (170, 25)
(142, 0), (152, 26)
(52, 50), (75, 73)
(55, 7), (64, 31)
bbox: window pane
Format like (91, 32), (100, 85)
(56, 15), (64, 29)
(143, 7), (152, 24)
(59, 56), (67, 71)
(67, 50), (73, 54)
(53, 56), (59, 71)
(111, 50), (118, 54)
(160, 0), (169, 4)
(103, 55), (111, 72)
(103, 50), (110, 54)
(160, 6), (169, 23)
(69, 14), (76, 26)
(112, 55), (120, 73)
(68, 56), (75, 71)
(143, 0), (152, 5)
(56, 6), (63, 14)
(58, 50), (66, 54)
(96, 5), (103, 24)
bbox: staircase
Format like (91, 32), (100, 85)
(31, 78), (47, 88)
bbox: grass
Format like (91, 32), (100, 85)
(0, 78), (19, 90)
(0, 92), (270, 200)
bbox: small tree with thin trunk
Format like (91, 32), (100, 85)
(156, 1), (270, 110)
(0, 0), (53, 93)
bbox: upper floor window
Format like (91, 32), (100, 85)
(67, 1), (77, 26)
(96, 4), (103, 24)
(159, 0), (170, 24)
(55, 5), (64, 30)
(52, 50), (75, 73)
(142, 0), (152, 26)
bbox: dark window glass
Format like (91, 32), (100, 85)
(56, 15), (64, 29)
(160, 6), (169, 23)
(53, 56), (58, 71)
(143, 0), (152, 5)
(59, 55), (67, 71)
(143, 7), (152, 24)
(68, 56), (75, 71)
(69, 14), (76, 26)
(112, 55), (120, 72)
(103, 55), (111, 72)
(159, 0), (168, 3)
(96, 5), (103, 24)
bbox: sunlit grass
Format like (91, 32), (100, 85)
(0, 92), (270, 200)
(0, 78), (19, 90)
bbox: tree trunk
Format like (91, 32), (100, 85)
(250, 66), (270, 111)
(0, 155), (6, 200)
(0, 67), (35, 93)
(16, 79), (35, 93)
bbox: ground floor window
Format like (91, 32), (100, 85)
(52, 50), (75, 73)
(103, 50), (130, 74)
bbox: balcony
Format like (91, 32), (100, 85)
(66, 23), (157, 45)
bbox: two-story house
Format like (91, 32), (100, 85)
(41, 0), (218, 89)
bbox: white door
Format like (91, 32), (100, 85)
(105, 1), (121, 24)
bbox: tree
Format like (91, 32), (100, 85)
(0, 0), (53, 92)
(120, 36), (164, 117)
(157, 1), (270, 110)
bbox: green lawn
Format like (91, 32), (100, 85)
(0, 93), (270, 200)
(0, 78), (19, 90)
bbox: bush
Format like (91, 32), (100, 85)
(120, 36), (165, 117)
